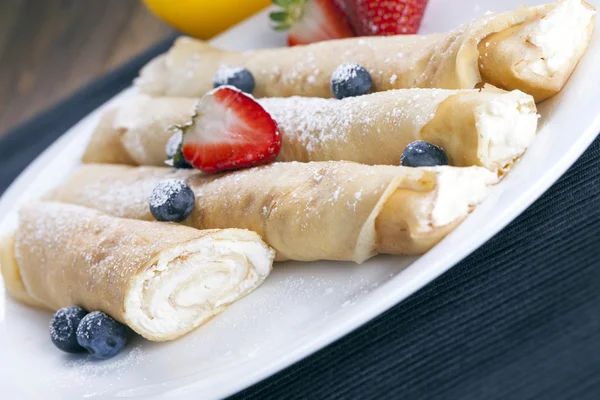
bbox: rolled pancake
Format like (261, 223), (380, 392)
(47, 163), (499, 262)
(134, 0), (595, 102)
(0, 234), (46, 309)
(1, 202), (274, 342)
(479, 0), (596, 101)
(83, 97), (197, 165)
(83, 89), (538, 174)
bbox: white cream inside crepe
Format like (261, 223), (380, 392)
(421, 166), (498, 228)
(125, 231), (273, 339)
(475, 90), (539, 171)
(528, 0), (596, 75)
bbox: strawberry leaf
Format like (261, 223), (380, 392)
(269, 10), (289, 22)
(273, 23), (292, 31)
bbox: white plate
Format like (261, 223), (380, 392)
(0, 1), (599, 398)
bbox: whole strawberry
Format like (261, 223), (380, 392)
(344, 0), (428, 35)
(270, 0), (354, 46)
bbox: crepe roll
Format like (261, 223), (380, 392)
(83, 89), (538, 174)
(134, 0), (595, 102)
(47, 163), (499, 262)
(0, 234), (47, 309)
(478, 0), (596, 101)
(1, 202), (274, 341)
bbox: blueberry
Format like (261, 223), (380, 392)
(400, 140), (449, 167)
(213, 66), (255, 94)
(165, 130), (192, 169)
(149, 179), (195, 222)
(76, 311), (128, 360)
(330, 63), (373, 99)
(50, 306), (88, 353)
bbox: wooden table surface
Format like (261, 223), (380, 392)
(0, 0), (175, 137)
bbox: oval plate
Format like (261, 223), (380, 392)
(1, 0), (599, 398)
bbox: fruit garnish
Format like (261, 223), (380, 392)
(150, 179), (196, 222)
(270, 0), (354, 46)
(181, 86), (281, 173)
(165, 130), (193, 169)
(50, 306), (88, 354)
(401, 140), (449, 167)
(76, 311), (128, 360)
(213, 66), (256, 94)
(143, 0), (271, 40)
(331, 62), (373, 99)
(344, 0), (428, 35)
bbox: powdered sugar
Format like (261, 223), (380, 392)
(261, 96), (354, 154)
(312, 170), (324, 182)
(135, 25), (450, 100)
(332, 187), (341, 202)
(213, 66), (245, 84)
(56, 167), (189, 220)
(76, 311), (119, 341)
(50, 306), (86, 346)
(259, 89), (454, 163)
(48, 345), (146, 390)
(331, 62), (362, 83)
(149, 179), (188, 208)
(16, 202), (192, 293)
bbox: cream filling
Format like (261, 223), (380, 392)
(475, 90), (538, 172)
(527, 0), (595, 76)
(124, 230), (274, 340)
(413, 166), (499, 229)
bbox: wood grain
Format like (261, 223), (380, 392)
(0, 0), (175, 136)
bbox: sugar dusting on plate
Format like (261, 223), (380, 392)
(47, 345), (146, 396)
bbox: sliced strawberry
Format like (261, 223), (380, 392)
(344, 0), (428, 36)
(181, 87), (281, 174)
(270, 0), (354, 46)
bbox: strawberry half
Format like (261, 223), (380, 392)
(344, 0), (428, 36)
(270, 0), (354, 46)
(181, 87), (281, 174)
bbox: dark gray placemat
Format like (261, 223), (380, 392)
(1, 37), (598, 400)
(233, 137), (600, 400)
